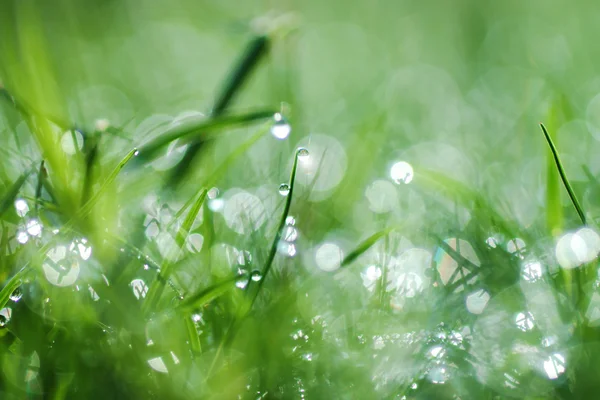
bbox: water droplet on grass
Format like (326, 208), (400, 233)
(16, 230), (29, 244)
(390, 161), (414, 184)
(9, 288), (22, 302)
(0, 315), (6, 327)
(271, 113), (291, 139)
(297, 148), (309, 158)
(278, 183), (290, 196)
(26, 219), (42, 237)
(14, 198), (29, 217)
(250, 270), (262, 282)
(130, 279), (148, 299)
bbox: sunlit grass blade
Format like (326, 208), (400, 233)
(143, 188), (208, 314)
(168, 35), (270, 186)
(62, 148), (137, 231)
(133, 109), (274, 165)
(0, 169), (33, 218)
(540, 123), (586, 225)
(341, 226), (398, 267)
(185, 316), (202, 356)
(177, 275), (241, 312)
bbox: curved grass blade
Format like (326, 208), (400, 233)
(143, 188), (208, 314)
(249, 148), (301, 307)
(168, 35), (270, 187)
(134, 109), (274, 165)
(540, 123), (586, 225)
(207, 148), (300, 378)
(341, 226), (398, 267)
(0, 169), (33, 218)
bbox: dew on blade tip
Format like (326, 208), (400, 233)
(250, 270), (262, 281)
(297, 147), (309, 158)
(271, 113), (291, 140)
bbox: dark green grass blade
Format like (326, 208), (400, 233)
(540, 123), (586, 225)
(341, 226), (398, 267)
(167, 35), (270, 187)
(0, 169), (33, 218)
(133, 109), (274, 165)
(207, 148), (300, 378)
(248, 147), (301, 308)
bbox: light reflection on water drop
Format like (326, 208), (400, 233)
(465, 289), (490, 314)
(279, 183), (290, 196)
(131, 279), (148, 299)
(9, 288), (22, 302)
(515, 311), (535, 332)
(271, 113), (291, 139)
(390, 161), (414, 184)
(14, 198), (29, 217)
(361, 265), (382, 291)
(16, 230), (29, 244)
(427, 364), (449, 384)
(543, 353), (566, 379)
(60, 130), (84, 155)
(250, 270), (262, 282)
(522, 259), (543, 282)
(26, 219), (42, 237)
(43, 245), (81, 287)
(315, 242), (343, 272)
(148, 357), (168, 374)
(297, 147), (309, 158)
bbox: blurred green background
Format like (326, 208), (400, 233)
(2, 0), (600, 398)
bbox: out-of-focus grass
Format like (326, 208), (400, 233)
(3, 0), (600, 399)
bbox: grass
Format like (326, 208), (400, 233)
(2, 2), (600, 399)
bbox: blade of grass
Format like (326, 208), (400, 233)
(540, 123), (586, 225)
(340, 226), (399, 267)
(0, 169), (33, 218)
(177, 275), (242, 312)
(166, 122), (272, 228)
(61, 148), (137, 232)
(207, 148), (301, 378)
(134, 110), (275, 165)
(143, 188), (208, 314)
(168, 35), (270, 187)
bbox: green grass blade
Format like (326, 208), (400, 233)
(167, 35), (270, 187)
(0, 169), (33, 218)
(184, 316), (202, 356)
(540, 123), (586, 225)
(248, 147), (301, 307)
(61, 148), (137, 231)
(143, 188), (208, 314)
(177, 275), (241, 312)
(340, 226), (398, 267)
(133, 110), (274, 165)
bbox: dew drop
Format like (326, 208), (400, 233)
(282, 225), (298, 242)
(390, 161), (414, 184)
(297, 147), (309, 158)
(16, 230), (29, 244)
(0, 315), (6, 327)
(134, 149), (140, 156)
(14, 198), (29, 217)
(271, 113), (291, 140)
(236, 279), (249, 289)
(26, 219), (43, 237)
(278, 183), (290, 196)
(285, 216), (296, 226)
(9, 288), (22, 302)
(250, 270), (262, 282)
